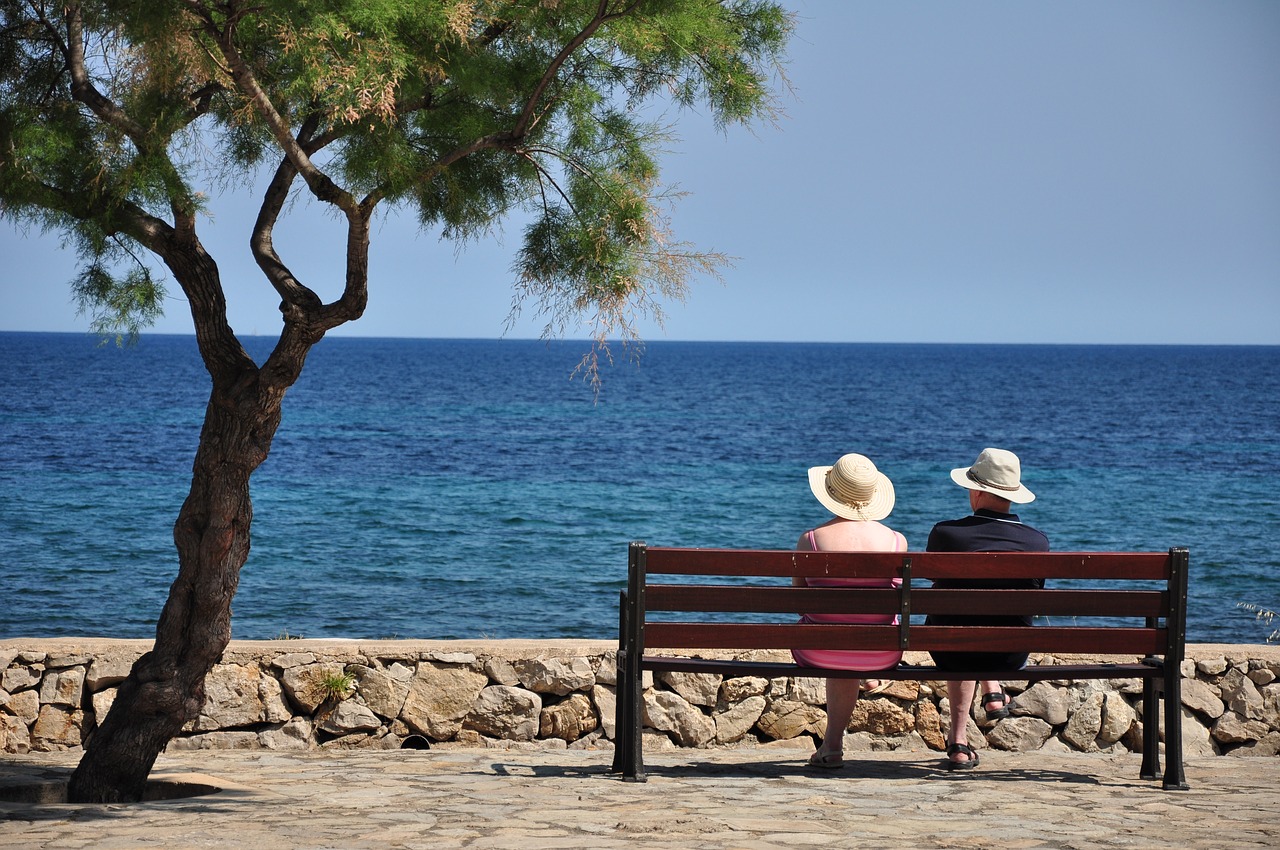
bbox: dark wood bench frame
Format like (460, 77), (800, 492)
(610, 542), (1190, 790)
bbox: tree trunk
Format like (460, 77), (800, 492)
(67, 239), (304, 803)
(66, 371), (282, 802)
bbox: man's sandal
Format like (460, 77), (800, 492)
(982, 691), (1012, 720)
(945, 742), (980, 771)
(862, 679), (892, 696)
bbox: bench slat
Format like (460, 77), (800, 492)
(643, 548), (1171, 580)
(644, 622), (1165, 655)
(645, 585), (1167, 618)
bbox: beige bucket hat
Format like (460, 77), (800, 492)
(808, 453), (896, 521)
(950, 447), (1035, 504)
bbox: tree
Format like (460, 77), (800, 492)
(0, 0), (791, 802)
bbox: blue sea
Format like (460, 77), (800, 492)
(1, 333), (1277, 645)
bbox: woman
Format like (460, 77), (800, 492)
(794, 453), (906, 769)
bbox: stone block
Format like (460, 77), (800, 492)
(658, 671), (722, 707)
(988, 716), (1054, 751)
(1012, 682), (1069, 726)
(848, 697), (914, 737)
(513, 656), (594, 696)
(45, 652), (92, 669)
(713, 695), (766, 744)
(38, 667), (85, 708)
(85, 656), (135, 691)
(1, 713), (31, 754)
(1098, 692), (1136, 746)
(259, 718), (314, 750)
(5, 688), (41, 724)
(401, 663), (489, 740)
(592, 684), (617, 740)
(1061, 692), (1104, 751)
(349, 664), (410, 720)
(317, 699), (382, 736)
(280, 662), (347, 714)
(31, 705), (84, 749)
(914, 699), (945, 751)
(193, 663), (267, 731)
(720, 676), (768, 702)
(1180, 678), (1225, 720)
(2, 666), (40, 694)
(753, 697), (823, 742)
(483, 656), (520, 686)
(642, 690), (716, 747)
(539, 693), (597, 742)
(464, 685), (541, 741)
(1219, 668), (1265, 721)
(787, 676), (824, 706)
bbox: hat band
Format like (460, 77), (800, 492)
(826, 471), (871, 509)
(967, 468), (1019, 492)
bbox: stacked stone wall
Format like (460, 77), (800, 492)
(2, 639), (1278, 758)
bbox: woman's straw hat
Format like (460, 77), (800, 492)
(950, 447), (1035, 503)
(807, 453), (896, 521)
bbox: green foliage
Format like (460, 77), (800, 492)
(73, 262), (167, 344)
(0, 0), (793, 346)
(319, 670), (357, 700)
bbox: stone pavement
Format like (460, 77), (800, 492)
(1, 742), (1276, 849)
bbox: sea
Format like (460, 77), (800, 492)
(1, 332), (1277, 645)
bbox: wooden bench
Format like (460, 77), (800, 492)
(610, 542), (1190, 790)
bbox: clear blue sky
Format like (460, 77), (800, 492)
(3, 1), (1277, 344)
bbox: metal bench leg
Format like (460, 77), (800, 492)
(623, 655), (646, 782)
(1162, 662), (1189, 790)
(1139, 676), (1160, 781)
(609, 649), (627, 775)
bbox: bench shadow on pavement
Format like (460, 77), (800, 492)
(503, 756), (1110, 787)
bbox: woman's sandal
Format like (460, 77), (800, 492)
(982, 691), (1012, 720)
(945, 742), (979, 771)
(808, 745), (844, 770)
(862, 679), (891, 696)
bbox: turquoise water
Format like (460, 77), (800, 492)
(1, 333), (1277, 643)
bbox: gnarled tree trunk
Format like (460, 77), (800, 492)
(67, 247), (311, 803)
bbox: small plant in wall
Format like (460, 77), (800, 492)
(319, 671), (357, 701)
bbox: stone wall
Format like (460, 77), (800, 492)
(2, 639), (1278, 758)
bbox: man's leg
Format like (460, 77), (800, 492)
(980, 679), (1010, 717)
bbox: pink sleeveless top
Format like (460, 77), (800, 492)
(791, 522), (905, 672)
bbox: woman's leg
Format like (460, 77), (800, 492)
(817, 677), (860, 756)
(946, 679), (979, 766)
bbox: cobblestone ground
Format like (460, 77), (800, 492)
(2, 744), (1277, 849)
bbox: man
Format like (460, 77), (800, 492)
(927, 448), (1049, 770)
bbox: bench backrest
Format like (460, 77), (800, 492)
(624, 543), (1189, 660)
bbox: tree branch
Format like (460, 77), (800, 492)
(60, 4), (148, 142)
(509, 0), (642, 141)
(182, 0), (358, 216)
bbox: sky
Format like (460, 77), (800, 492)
(2, 0), (1278, 344)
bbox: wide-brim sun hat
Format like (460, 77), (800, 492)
(951, 447), (1035, 504)
(808, 453), (896, 521)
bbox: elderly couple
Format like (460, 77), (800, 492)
(795, 448), (1048, 772)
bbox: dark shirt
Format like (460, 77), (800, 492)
(927, 508), (1050, 624)
(925, 508), (1050, 671)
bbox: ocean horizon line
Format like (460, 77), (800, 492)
(2, 329), (1276, 349)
